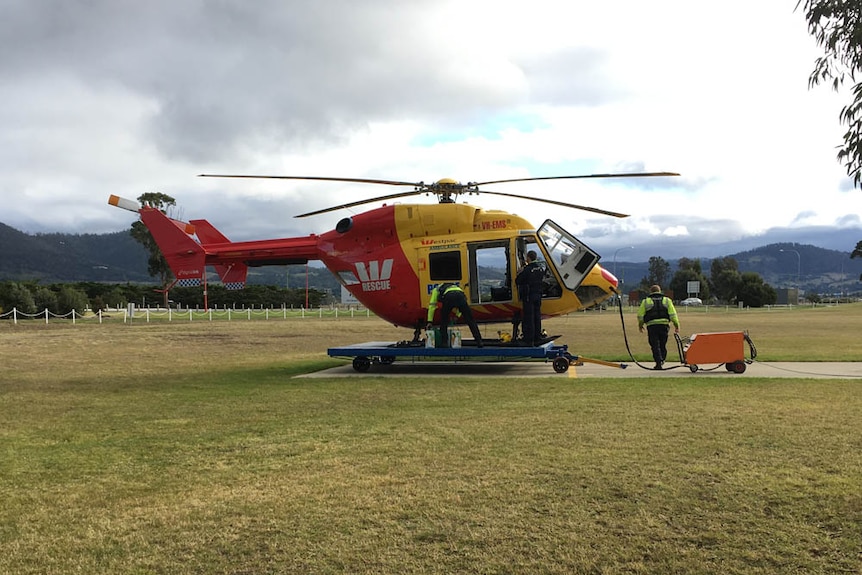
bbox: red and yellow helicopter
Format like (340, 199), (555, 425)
(108, 172), (677, 340)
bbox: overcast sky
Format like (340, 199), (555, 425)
(2, 0), (859, 261)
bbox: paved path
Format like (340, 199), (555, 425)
(301, 360), (862, 379)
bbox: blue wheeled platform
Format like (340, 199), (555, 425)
(327, 339), (628, 373)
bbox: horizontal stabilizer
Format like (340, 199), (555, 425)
(190, 219), (230, 245)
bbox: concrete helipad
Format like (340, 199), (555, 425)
(300, 360), (862, 379)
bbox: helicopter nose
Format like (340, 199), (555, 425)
(600, 267), (619, 288)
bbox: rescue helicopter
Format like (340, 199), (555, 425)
(108, 171), (678, 342)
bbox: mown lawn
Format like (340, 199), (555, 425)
(1, 306), (861, 573)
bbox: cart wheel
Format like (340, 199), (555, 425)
(725, 363), (734, 371)
(730, 361), (746, 374)
(379, 355), (395, 365)
(352, 356), (372, 372)
(689, 365), (698, 373)
(552, 357), (570, 373)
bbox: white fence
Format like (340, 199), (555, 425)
(0, 306), (374, 324)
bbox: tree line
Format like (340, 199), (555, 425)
(637, 255), (780, 306)
(0, 281), (326, 316)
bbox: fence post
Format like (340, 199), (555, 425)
(13, 308), (17, 325)
(72, 310), (76, 325)
(45, 309), (49, 324)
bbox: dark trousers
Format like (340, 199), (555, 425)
(647, 323), (670, 364)
(521, 297), (542, 345)
(439, 291), (482, 346)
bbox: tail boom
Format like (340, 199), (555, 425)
(126, 203), (322, 286)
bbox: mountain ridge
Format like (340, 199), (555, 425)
(1, 222), (860, 295)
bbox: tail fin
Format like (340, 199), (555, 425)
(190, 219), (248, 290)
(139, 207), (206, 287)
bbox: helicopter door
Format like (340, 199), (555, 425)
(536, 220), (601, 291)
(467, 240), (511, 304)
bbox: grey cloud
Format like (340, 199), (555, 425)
(3, 1), (617, 163)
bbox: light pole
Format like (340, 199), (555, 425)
(780, 248), (801, 287)
(613, 246), (634, 305)
(613, 246), (634, 277)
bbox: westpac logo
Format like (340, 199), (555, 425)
(355, 259), (393, 292)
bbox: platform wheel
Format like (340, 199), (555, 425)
(730, 361), (746, 374)
(379, 355), (395, 365)
(552, 356), (570, 373)
(689, 364), (698, 373)
(352, 356), (372, 372)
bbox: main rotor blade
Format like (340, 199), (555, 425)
(474, 171), (679, 186)
(294, 189), (426, 218)
(199, 174), (420, 187)
(477, 189), (629, 218)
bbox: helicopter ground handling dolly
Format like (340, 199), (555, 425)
(674, 331), (758, 373)
(327, 335), (628, 374)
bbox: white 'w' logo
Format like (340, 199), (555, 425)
(355, 259), (394, 291)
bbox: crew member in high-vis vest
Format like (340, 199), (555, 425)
(637, 284), (680, 370)
(426, 283), (483, 348)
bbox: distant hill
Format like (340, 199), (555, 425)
(1, 223), (861, 296)
(0, 222), (152, 283)
(612, 242), (862, 296)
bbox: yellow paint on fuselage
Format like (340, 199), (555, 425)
(389, 203), (614, 322)
(392, 203), (533, 238)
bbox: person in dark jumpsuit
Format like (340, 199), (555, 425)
(515, 250), (545, 346)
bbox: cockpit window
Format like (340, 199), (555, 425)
(536, 220), (600, 291)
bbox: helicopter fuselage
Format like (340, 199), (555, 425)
(116, 197), (620, 330)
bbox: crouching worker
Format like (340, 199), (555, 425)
(426, 282), (483, 347)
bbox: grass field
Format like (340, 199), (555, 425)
(1, 304), (861, 573)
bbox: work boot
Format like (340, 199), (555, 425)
(653, 363), (663, 370)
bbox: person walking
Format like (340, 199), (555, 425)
(515, 250), (545, 346)
(637, 284), (680, 370)
(426, 282), (483, 347)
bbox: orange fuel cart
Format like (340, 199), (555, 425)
(675, 331), (757, 373)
